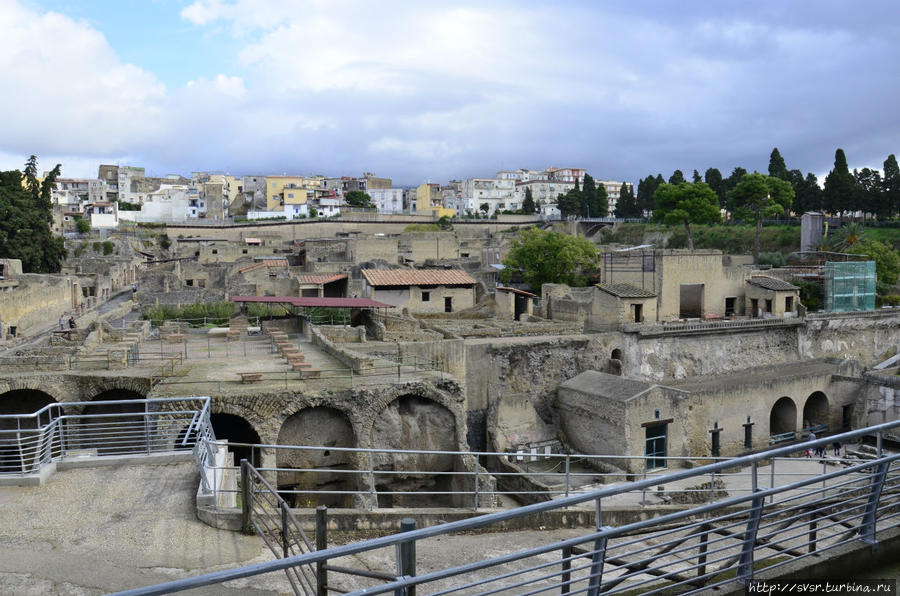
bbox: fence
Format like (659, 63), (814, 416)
(0, 397), (210, 476)
(115, 419), (900, 596)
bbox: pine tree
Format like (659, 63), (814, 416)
(582, 174), (597, 217)
(883, 154), (900, 219)
(692, 169), (702, 183)
(594, 182), (609, 217)
(669, 170), (685, 185)
(653, 182), (721, 250)
(768, 147), (789, 180)
(615, 182), (639, 218)
(728, 173), (794, 264)
(704, 168), (726, 207)
(823, 149), (855, 218)
(522, 187), (536, 214)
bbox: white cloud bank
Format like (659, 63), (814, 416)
(1, 0), (898, 183)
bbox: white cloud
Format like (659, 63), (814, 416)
(2, 0), (898, 184)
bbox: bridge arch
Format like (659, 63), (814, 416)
(210, 413), (261, 468)
(0, 388), (57, 419)
(276, 406), (355, 507)
(769, 396), (797, 438)
(370, 394), (458, 508)
(803, 392), (829, 431)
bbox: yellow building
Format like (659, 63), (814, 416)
(266, 176), (312, 211)
(429, 206), (456, 218)
(415, 183), (442, 210)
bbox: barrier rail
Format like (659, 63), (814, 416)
(116, 420), (900, 596)
(0, 397), (210, 476)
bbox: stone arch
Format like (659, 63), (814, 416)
(210, 413), (261, 468)
(0, 389), (59, 472)
(370, 394), (457, 508)
(611, 348), (623, 361)
(803, 392), (829, 431)
(276, 406), (356, 507)
(769, 396), (797, 439)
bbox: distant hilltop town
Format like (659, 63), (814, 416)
(48, 165), (631, 231)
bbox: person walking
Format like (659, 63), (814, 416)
(832, 441), (842, 457)
(59, 314), (67, 331)
(807, 430), (817, 458)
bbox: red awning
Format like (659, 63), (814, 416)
(231, 296), (393, 308)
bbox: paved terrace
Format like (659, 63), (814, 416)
(134, 330), (447, 397)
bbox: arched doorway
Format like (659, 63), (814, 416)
(276, 407), (355, 507)
(79, 389), (146, 454)
(803, 392), (829, 432)
(210, 413), (261, 468)
(0, 389), (58, 472)
(371, 395), (457, 508)
(769, 396), (797, 442)
(609, 348), (623, 376)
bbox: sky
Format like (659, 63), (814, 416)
(1, 0), (898, 186)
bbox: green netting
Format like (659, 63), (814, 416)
(823, 261), (876, 312)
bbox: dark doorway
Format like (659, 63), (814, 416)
(770, 396), (797, 440)
(765, 299), (773, 313)
(80, 389), (147, 454)
(679, 284), (703, 319)
(444, 297), (453, 313)
(0, 389), (58, 472)
(513, 294), (528, 321)
(725, 297), (736, 317)
(632, 303), (643, 323)
(803, 392), (829, 431)
(785, 296), (794, 312)
(842, 405), (853, 430)
(210, 413), (261, 467)
(645, 424), (667, 470)
(750, 298), (759, 318)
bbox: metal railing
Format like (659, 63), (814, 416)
(0, 397), (211, 476)
(115, 420), (900, 596)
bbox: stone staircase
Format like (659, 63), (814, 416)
(261, 322), (321, 379)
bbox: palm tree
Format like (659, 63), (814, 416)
(833, 222), (866, 251)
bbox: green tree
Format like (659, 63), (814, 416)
(833, 221), (865, 251)
(852, 167), (882, 219)
(521, 187), (536, 214)
(823, 148), (854, 217)
(704, 167), (726, 207)
(636, 174), (663, 216)
(479, 202), (489, 215)
(724, 166), (748, 201)
(767, 147), (789, 180)
(75, 217), (90, 234)
(593, 180), (609, 217)
(692, 169), (702, 183)
(793, 172), (822, 214)
(614, 182), (639, 218)
(728, 173), (794, 265)
(500, 228), (598, 291)
(436, 215), (454, 230)
(846, 239), (900, 293)
(652, 182), (721, 250)
(344, 190), (372, 208)
(0, 156), (66, 272)
(309, 207), (318, 218)
(882, 154), (900, 219)
(668, 170), (685, 185)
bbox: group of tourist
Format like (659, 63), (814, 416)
(806, 430), (841, 458)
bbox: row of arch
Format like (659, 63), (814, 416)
(0, 389), (461, 508)
(770, 391), (829, 436)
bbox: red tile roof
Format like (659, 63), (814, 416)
(296, 273), (348, 285)
(238, 259), (288, 274)
(496, 286), (537, 297)
(361, 269), (476, 287)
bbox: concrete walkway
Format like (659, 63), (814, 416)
(0, 461), (292, 595)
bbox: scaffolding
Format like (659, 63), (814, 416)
(823, 261), (876, 312)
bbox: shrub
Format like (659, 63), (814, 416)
(92, 241), (102, 252)
(794, 279), (823, 312)
(75, 217), (91, 234)
(102, 241), (114, 255)
(877, 294), (900, 307)
(758, 252), (787, 267)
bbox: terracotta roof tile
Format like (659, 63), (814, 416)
(747, 276), (799, 291)
(361, 269), (476, 287)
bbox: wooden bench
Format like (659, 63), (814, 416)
(167, 333), (185, 343)
(239, 372), (263, 383)
(298, 368), (321, 379)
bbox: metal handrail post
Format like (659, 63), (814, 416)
(587, 497), (609, 596)
(474, 466), (479, 511)
(737, 495), (765, 584)
(396, 518), (417, 596)
(859, 461), (890, 545)
(240, 459), (252, 535)
(560, 545), (572, 594)
(565, 455), (571, 498)
(281, 502), (290, 558)
(770, 458), (775, 504)
(316, 506), (327, 596)
(369, 451), (377, 509)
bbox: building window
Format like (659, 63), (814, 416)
(421, 291), (430, 302)
(725, 297), (736, 316)
(785, 296), (794, 312)
(211, 249), (218, 254)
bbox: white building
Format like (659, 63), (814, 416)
(460, 178), (517, 215)
(116, 166), (146, 204)
(84, 202), (119, 228)
(368, 188), (404, 214)
(119, 184), (194, 222)
(515, 179), (574, 217)
(497, 169), (542, 182)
